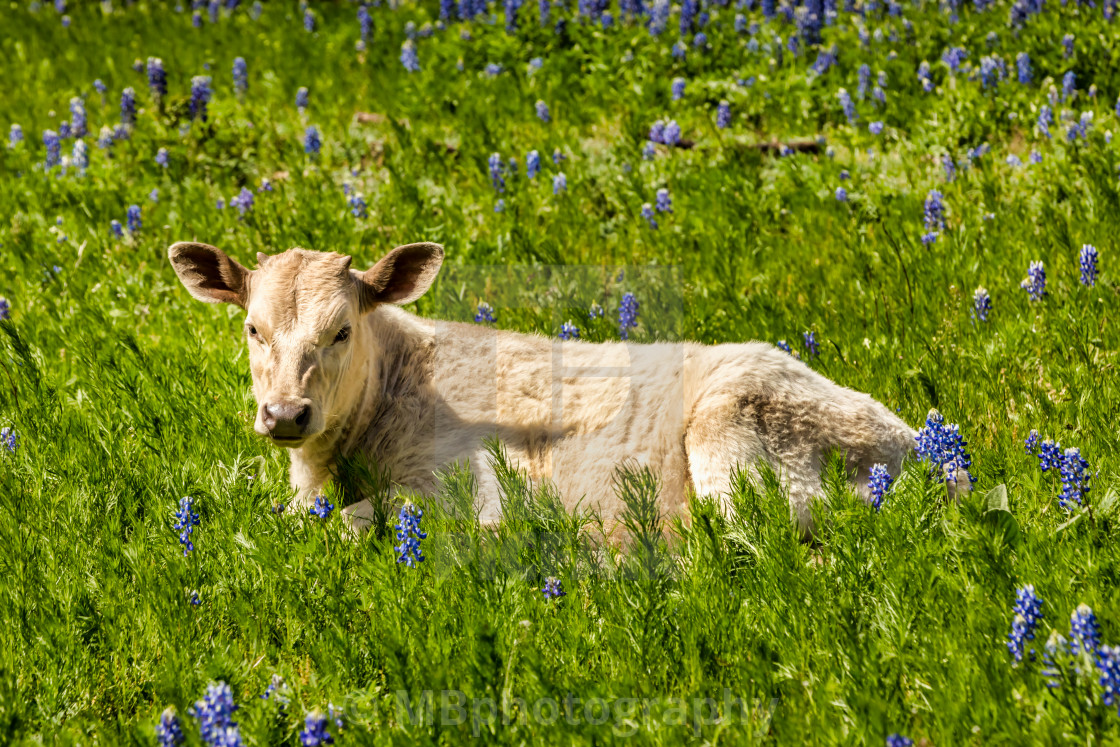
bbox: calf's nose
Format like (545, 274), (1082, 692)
(261, 401), (311, 440)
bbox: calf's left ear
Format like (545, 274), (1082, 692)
(356, 242), (444, 311)
(168, 241), (252, 308)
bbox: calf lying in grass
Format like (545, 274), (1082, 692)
(168, 241), (918, 534)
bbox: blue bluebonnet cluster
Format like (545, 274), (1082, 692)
(978, 55), (1005, 88)
(9, 124), (22, 145)
(553, 172), (567, 194)
(72, 140), (89, 173)
(68, 96), (87, 138)
(173, 496), (200, 556)
(914, 409), (974, 484)
(304, 125), (321, 156)
(922, 189), (945, 244)
(127, 204), (142, 233)
(308, 494), (334, 519)
(260, 674), (290, 706)
(1019, 261), (1046, 301)
(1058, 447), (1091, 510)
(348, 193), (367, 218)
(156, 147), (169, 167)
(776, 339), (792, 354)
(641, 203), (657, 229)
(1079, 244), (1098, 287)
(802, 330), (819, 359)
(190, 681), (241, 747)
(189, 76), (213, 123)
(1037, 105), (1052, 138)
(1015, 52), (1032, 84)
(0, 297), (9, 321)
(1065, 111), (1092, 142)
(835, 187), (847, 202)
(43, 129), (61, 168)
(867, 464), (892, 511)
(1062, 70), (1076, 100)
(942, 46), (967, 73)
(648, 119), (681, 147)
(542, 576), (565, 598)
(1024, 429), (1039, 454)
(395, 502), (427, 567)
(230, 188), (254, 216)
(474, 302), (495, 323)
(655, 188), (671, 213)
(303, 7), (315, 31)
(559, 321), (580, 340)
(296, 87), (309, 113)
(146, 57), (167, 100)
(232, 57), (248, 96)
(299, 712), (334, 746)
(400, 40), (419, 72)
(189, 590), (200, 606)
(917, 61), (933, 92)
(0, 426), (16, 454)
(836, 88), (856, 123)
(868, 121), (883, 135)
(716, 100), (731, 129)
(110, 219), (123, 238)
(526, 150), (540, 179)
(588, 302), (604, 321)
(1069, 603), (1101, 656)
(1007, 585), (1044, 663)
(156, 707), (185, 747)
(972, 287), (991, 322)
(885, 736), (913, 747)
(1100, 646), (1120, 716)
(535, 100), (550, 122)
(618, 292), (639, 339)
(488, 153), (505, 192)
(671, 77), (685, 100)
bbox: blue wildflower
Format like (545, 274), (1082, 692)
(155, 148), (169, 168)
(232, 57), (248, 96)
(914, 409), (974, 483)
(0, 426), (15, 453)
(149, 188), (159, 203)
(618, 293), (639, 339)
(835, 187), (848, 202)
(1024, 429), (1040, 454)
(942, 46), (967, 74)
(1079, 245), (1098, 287)
(1042, 631), (1067, 688)
(474, 302), (495, 323)
(156, 707), (185, 747)
(296, 87), (309, 112)
(671, 77), (686, 102)
(1020, 261), (1045, 301)
(979, 55), (1005, 88)
(190, 682), (241, 747)
(1059, 447), (1091, 510)
(93, 79), (106, 95)
(189, 590), (200, 606)
(654, 188), (672, 213)
(43, 130), (61, 168)
(642, 140), (656, 160)
(802, 331), (819, 358)
(230, 187), (254, 216)
(484, 62), (503, 76)
(189, 76), (213, 122)
(303, 8), (314, 31)
(559, 321), (580, 340)
(837, 88), (857, 123)
(526, 150), (540, 179)
(400, 40), (420, 72)
(348, 193), (367, 218)
(69, 96), (87, 137)
(776, 340), (792, 353)
(72, 140), (88, 173)
(304, 125), (321, 156)
(917, 61), (933, 92)
(1037, 439), (1062, 472)
(886, 735), (913, 747)
(972, 287), (991, 321)
(923, 190), (946, 236)
(868, 464), (893, 511)
(173, 496), (199, 556)
(1099, 646), (1120, 716)
(553, 172), (567, 194)
(126, 204), (141, 233)
(1007, 585), (1044, 662)
(59, 121), (71, 140)
(488, 153), (505, 192)
(1070, 603), (1101, 656)
(535, 100), (550, 122)
(358, 5), (372, 38)
(857, 64), (871, 99)
(9, 124), (23, 146)
(641, 203), (657, 229)
(717, 100), (731, 129)
(869, 121), (883, 135)
(260, 675), (289, 706)
(663, 120), (681, 146)
(299, 712), (334, 746)
(1016, 52), (1032, 84)
(1062, 33), (1074, 58)
(1062, 71), (1076, 100)
(542, 576), (566, 598)
(308, 495), (334, 519)
(395, 503), (426, 567)
(110, 219), (123, 238)
(147, 57), (167, 100)
(1037, 105), (1052, 138)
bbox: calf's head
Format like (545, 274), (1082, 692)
(168, 242), (443, 447)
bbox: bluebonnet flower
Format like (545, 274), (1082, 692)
(358, 5), (373, 38)
(559, 321), (580, 340)
(260, 675), (289, 706)
(1062, 71), (1076, 101)
(296, 87), (309, 112)
(917, 61), (933, 92)
(72, 140), (88, 173)
(1066, 111), (1092, 142)
(1069, 603), (1101, 656)
(1020, 261), (1045, 301)
(190, 76), (213, 122)
(504, 0), (521, 33)
(216, 199), (225, 210)
(395, 502), (426, 567)
(869, 121), (883, 135)
(232, 57), (248, 96)
(308, 495), (334, 519)
(488, 153), (505, 192)
(1037, 439), (1062, 472)
(942, 46), (967, 74)
(885, 736), (913, 747)
(649, 120), (666, 144)
(837, 88), (857, 123)
(189, 590), (200, 606)
(1042, 630), (1067, 688)
(655, 188), (671, 213)
(116, 88), (137, 132)
(618, 292), (639, 339)
(1059, 447), (1091, 510)
(303, 8), (314, 31)
(671, 41), (687, 59)
(535, 100), (550, 122)
(734, 13), (746, 32)
(679, 0), (697, 34)
(304, 125), (321, 156)
(156, 707), (185, 747)
(923, 190), (946, 241)
(1079, 245), (1098, 287)
(230, 187), (254, 216)
(857, 64), (871, 99)
(1006, 154), (1022, 168)
(44, 130), (61, 168)
(588, 302), (604, 320)
(59, 121), (71, 139)
(641, 203), (657, 229)
(1016, 52), (1032, 84)
(642, 140), (656, 160)
(69, 97), (87, 137)
(1029, 150), (1042, 164)
(173, 496), (199, 556)
(835, 187), (848, 202)
(914, 409), (974, 483)
(151, 148), (169, 169)
(299, 712), (333, 746)
(671, 77), (685, 101)
(979, 55), (1004, 88)
(484, 63), (503, 76)
(147, 57), (167, 100)
(553, 172), (567, 194)
(1024, 429), (1040, 454)
(475, 302), (495, 323)
(802, 331), (819, 358)
(0, 426), (15, 453)
(149, 188), (159, 202)
(93, 79), (106, 95)
(868, 464), (892, 511)
(190, 682), (241, 747)
(110, 219), (123, 238)
(717, 101), (731, 129)
(663, 120), (681, 146)
(840, 170), (850, 181)
(542, 576), (565, 598)
(400, 40), (420, 73)
(693, 32), (708, 49)
(127, 204), (142, 233)
(810, 48), (836, 76)
(348, 193), (367, 218)
(1037, 105), (1052, 138)
(208, 0), (219, 23)
(9, 124), (23, 145)
(1099, 646), (1120, 716)
(972, 287), (991, 321)
(1007, 585), (1044, 662)
(776, 339), (792, 353)
(648, 0), (670, 34)
(1062, 33), (1074, 58)
(528, 57), (543, 73)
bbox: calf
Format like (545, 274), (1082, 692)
(168, 241), (917, 533)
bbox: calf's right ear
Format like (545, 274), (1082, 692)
(168, 242), (252, 308)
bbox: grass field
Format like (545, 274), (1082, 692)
(1, 0), (1119, 744)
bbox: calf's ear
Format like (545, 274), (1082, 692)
(168, 242), (252, 308)
(356, 242), (444, 311)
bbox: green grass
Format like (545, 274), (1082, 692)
(1, 1), (1119, 744)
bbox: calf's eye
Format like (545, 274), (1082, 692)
(334, 326), (351, 344)
(247, 324), (259, 338)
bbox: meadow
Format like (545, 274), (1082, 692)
(1, 0), (1119, 743)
